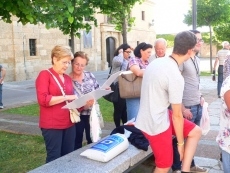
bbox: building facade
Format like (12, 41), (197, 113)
(0, 0), (156, 82)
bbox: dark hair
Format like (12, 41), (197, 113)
(173, 31), (197, 55)
(114, 43), (131, 56)
(189, 29), (200, 34)
(134, 42), (152, 58)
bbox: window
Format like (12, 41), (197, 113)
(84, 16), (90, 21)
(141, 11), (145, 21)
(29, 39), (36, 56)
(69, 39), (72, 48)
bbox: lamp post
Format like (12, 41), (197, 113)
(192, 0), (197, 30)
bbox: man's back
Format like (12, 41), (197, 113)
(135, 57), (184, 135)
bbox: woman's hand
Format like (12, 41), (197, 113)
(84, 99), (94, 110)
(177, 145), (185, 161)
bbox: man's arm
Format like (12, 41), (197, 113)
(0, 67), (6, 84)
(171, 103), (184, 160)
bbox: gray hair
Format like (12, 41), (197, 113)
(154, 38), (167, 47)
(222, 41), (229, 48)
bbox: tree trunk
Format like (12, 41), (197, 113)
(70, 28), (75, 53)
(122, 17), (127, 44)
(209, 25), (213, 72)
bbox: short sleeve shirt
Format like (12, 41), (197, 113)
(135, 57), (184, 135)
(128, 57), (149, 70)
(216, 76), (230, 154)
(216, 49), (229, 65)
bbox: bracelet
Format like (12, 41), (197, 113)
(177, 141), (184, 146)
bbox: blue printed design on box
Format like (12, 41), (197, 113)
(90, 134), (124, 153)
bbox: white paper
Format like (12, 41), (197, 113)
(63, 89), (113, 109)
(100, 71), (121, 89)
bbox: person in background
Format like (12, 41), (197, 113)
(223, 54), (230, 81)
(126, 42), (152, 121)
(110, 43), (132, 127)
(36, 45), (77, 163)
(172, 30), (207, 173)
(149, 38), (167, 62)
(135, 31), (202, 173)
(213, 41), (229, 98)
(69, 51), (99, 150)
(216, 73), (230, 173)
(0, 65), (6, 109)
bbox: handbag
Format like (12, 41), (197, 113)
(103, 82), (119, 102)
(118, 71), (142, 99)
(103, 65), (121, 102)
(47, 70), (80, 123)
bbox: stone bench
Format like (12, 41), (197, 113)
(28, 136), (153, 173)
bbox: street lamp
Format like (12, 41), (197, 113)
(192, 0), (197, 30)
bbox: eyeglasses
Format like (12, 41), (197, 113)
(61, 61), (71, 66)
(74, 63), (86, 68)
(124, 51), (131, 54)
(197, 39), (204, 43)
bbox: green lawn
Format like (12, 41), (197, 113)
(0, 131), (46, 173)
(0, 98), (114, 173)
(3, 98), (114, 122)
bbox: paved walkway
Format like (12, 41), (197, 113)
(0, 76), (224, 173)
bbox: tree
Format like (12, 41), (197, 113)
(183, 0), (230, 72)
(213, 23), (230, 41)
(37, 0), (97, 52)
(96, 0), (142, 43)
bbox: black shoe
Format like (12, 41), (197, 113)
(218, 95), (221, 98)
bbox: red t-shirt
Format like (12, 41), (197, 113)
(36, 68), (74, 129)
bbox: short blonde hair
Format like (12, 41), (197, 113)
(51, 45), (73, 65)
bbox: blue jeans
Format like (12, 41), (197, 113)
(74, 115), (92, 150)
(0, 84), (3, 106)
(172, 104), (202, 171)
(41, 125), (76, 163)
(222, 149), (230, 173)
(126, 98), (140, 121)
(217, 65), (223, 96)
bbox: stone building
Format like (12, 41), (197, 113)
(0, 0), (155, 82)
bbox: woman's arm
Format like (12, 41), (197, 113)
(130, 65), (144, 77)
(224, 90), (230, 110)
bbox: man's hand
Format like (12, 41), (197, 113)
(200, 96), (205, 106)
(183, 108), (193, 120)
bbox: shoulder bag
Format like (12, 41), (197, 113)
(118, 71), (142, 99)
(47, 70), (80, 123)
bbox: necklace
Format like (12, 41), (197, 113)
(190, 57), (199, 76)
(169, 55), (179, 66)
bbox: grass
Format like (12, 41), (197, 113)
(0, 131), (46, 173)
(2, 98), (114, 122)
(0, 98), (114, 173)
(200, 71), (211, 76)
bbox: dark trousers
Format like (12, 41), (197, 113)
(41, 125), (76, 163)
(217, 65), (223, 96)
(74, 115), (92, 150)
(172, 104), (202, 171)
(113, 96), (127, 127)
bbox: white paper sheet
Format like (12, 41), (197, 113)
(63, 89), (113, 109)
(100, 71), (122, 89)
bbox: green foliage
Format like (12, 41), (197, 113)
(96, 0), (142, 43)
(213, 23), (230, 42)
(0, 131), (45, 173)
(184, 0), (230, 27)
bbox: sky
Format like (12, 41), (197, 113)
(153, 0), (192, 34)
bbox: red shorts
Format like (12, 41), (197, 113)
(142, 110), (196, 168)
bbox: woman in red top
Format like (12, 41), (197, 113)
(36, 45), (77, 163)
